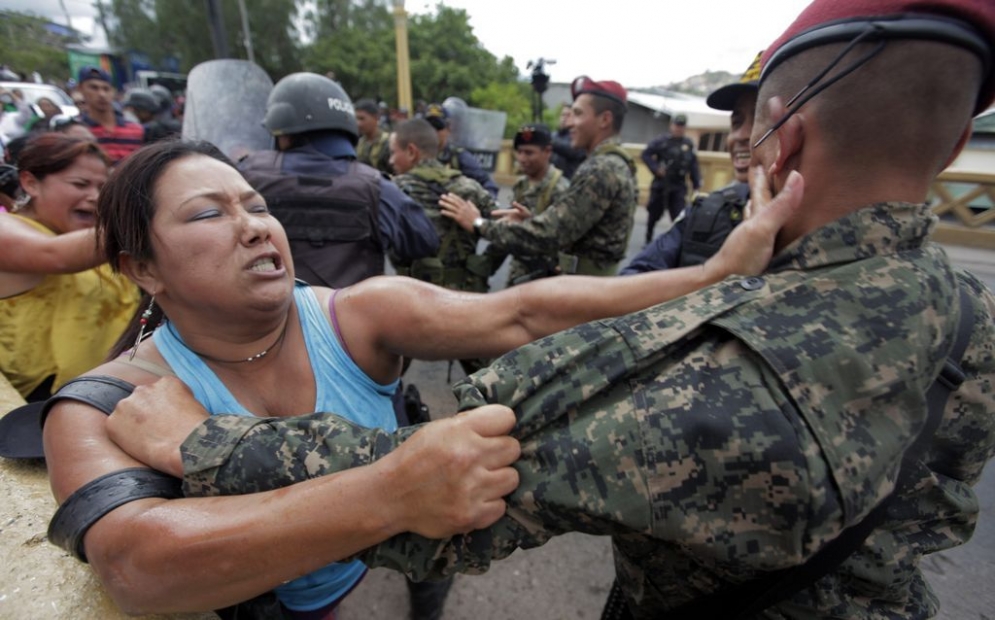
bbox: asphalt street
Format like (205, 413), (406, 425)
(338, 196), (995, 620)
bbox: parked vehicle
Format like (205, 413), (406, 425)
(0, 82), (79, 118)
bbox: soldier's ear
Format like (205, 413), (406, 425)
(765, 97), (804, 180)
(597, 109), (613, 131)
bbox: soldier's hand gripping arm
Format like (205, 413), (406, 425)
(106, 377), (520, 530)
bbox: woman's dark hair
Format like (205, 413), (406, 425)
(97, 139), (237, 271)
(99, 140), (239, 361)
(16, 133), (110, 181)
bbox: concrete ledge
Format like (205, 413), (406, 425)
(0, 374), (210, 620)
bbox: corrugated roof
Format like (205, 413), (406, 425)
(626, 90), (730, 130)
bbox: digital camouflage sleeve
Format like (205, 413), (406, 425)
(179, 203), (995, 619)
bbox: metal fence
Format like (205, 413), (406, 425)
(493, 142), (995, 249)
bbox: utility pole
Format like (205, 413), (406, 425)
(237, 0), (255, 64)
(205, 0), (230, 59)
(392, 0), (413, 115)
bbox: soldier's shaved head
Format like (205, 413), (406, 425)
(393, 118), (439, 159)
(758, 39), (982, 179)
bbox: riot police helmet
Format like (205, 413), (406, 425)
(148, 84), (175, 114)
(263, 72), (359, 143)
(122, 88), (160, 114)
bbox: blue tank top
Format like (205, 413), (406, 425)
(154, 282), (398, 611)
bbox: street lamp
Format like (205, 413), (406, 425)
(392, 0), (413, 115)
(527, 58), (555, 123)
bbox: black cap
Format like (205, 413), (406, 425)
(77, 65), (111, 85)
(0, 402), (46, 460)
(424, 103), (448, 130)
(671, 114), (687, 126)
(706, 51), (763, 111)
(513, 124), (552, 149)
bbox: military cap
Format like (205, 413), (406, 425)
(706, 51), (763, 111)
(513, 124), (552, 149)
(760, 0), (995, 115)
(77, 65), (111, 85)
(424, 103), (448, 130)
(671, 114), (688, 126)
(570, 76), (627, 106)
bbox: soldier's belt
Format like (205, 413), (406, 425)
(557, 252), (619, 277)
(406, 258), (488, 291)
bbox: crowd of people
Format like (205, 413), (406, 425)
(1, 1), (994, 619)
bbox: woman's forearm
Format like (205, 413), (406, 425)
(85, 467), (403, 614)
(0, 223), (102, 273)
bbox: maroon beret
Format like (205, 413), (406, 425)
(760, 0), (995, 115)
(571, 76), (627, 106)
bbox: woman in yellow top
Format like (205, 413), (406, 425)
(0, 133), (139, 401)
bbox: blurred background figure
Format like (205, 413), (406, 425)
(0, 133), (139, 403)
(640, 113), (701, 245)
(550, 103), (586, 179)
(76, 66), (144, 164)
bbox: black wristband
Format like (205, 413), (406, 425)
(48, 467), (182, 563)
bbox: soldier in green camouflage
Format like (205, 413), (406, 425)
(355, 98), (393, 175)
(388, 118), (496, 294)
(440, 76), (636, 277)
(485, 123), (570, 286)
(107, 2), (995, 617)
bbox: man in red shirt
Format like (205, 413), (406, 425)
(76, 66), (144, 164)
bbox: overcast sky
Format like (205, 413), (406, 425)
(2, 0), (815, 87)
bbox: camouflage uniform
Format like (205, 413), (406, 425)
(479, 138), (637, 276)
(178, 202), (995, 619)
(356, 130), (392, 175)
(392, 159), (496, 293)
(486, 165), (570, 286)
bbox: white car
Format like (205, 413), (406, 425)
(0, 82), (80, 118)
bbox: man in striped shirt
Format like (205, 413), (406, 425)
(76, 66), (144, 164)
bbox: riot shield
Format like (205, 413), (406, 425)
(442, 96), (507, 172)
(182, 60), (274, 161)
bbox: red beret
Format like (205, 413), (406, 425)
(760, 0), (995, 115)
(571, 76), (627, 106)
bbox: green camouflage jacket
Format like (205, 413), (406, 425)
(486, 165), (571, 286)
(178, 202), (995, 619)
(392, 159), (496, 291)
(479, 138), (637, 275)
(356, 130), (392, 176)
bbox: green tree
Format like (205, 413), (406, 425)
(407, 5), (519, 102)
(300, 1), (396, 102)
(302, 3), (523, 112)
(0, 11), (81, 81)
(96, 0), (302, 78)
(470, 81), (532, 139)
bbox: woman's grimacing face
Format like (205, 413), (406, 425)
(23, 153), (107, 234)
(146, 155), (295, 313)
